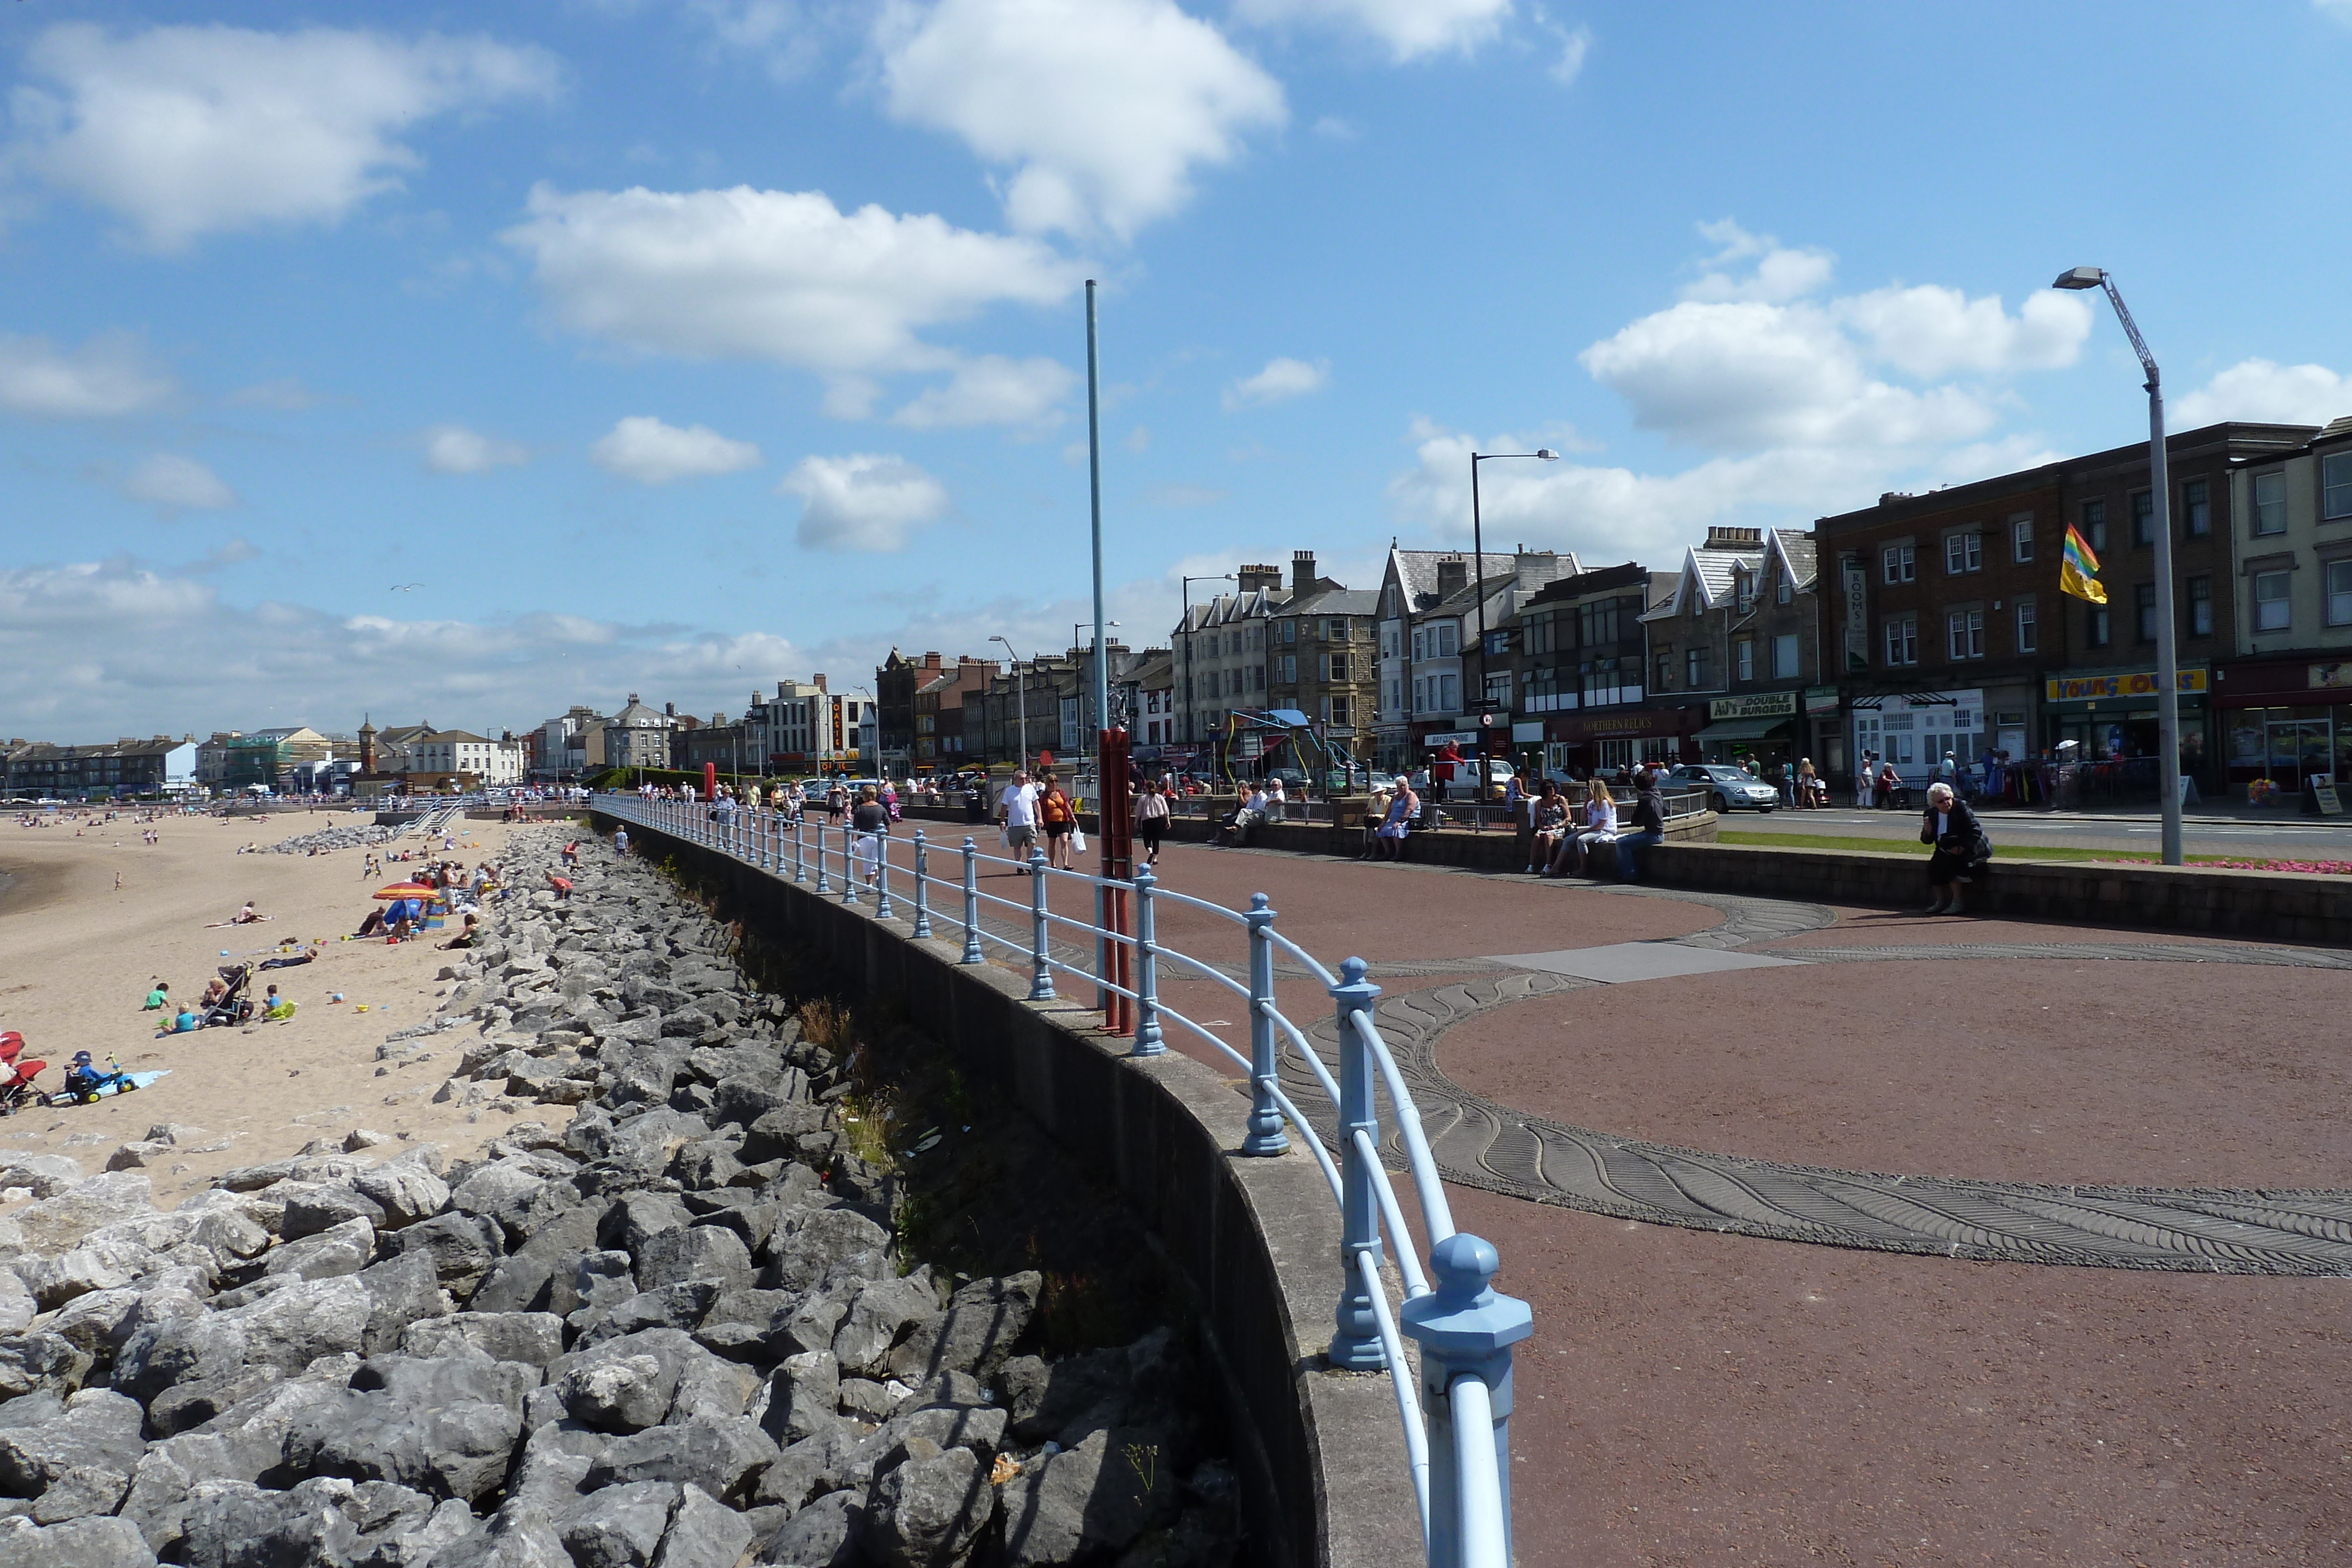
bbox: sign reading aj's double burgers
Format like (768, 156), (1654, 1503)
(1706, 691), (1799, 721)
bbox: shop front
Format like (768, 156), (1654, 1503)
(1539, 708), (1700, 778)
(2214, 658), (2352, 798)
(1693, 691), (1800, 770)
(2042, 667), (2211, 788)
(1847, 688), (1987, 785)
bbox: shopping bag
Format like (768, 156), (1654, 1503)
(1069, 828), (1087, 854)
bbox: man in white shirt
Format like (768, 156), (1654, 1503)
(998, 770), (1040, 865)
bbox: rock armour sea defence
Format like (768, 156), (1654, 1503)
(0, 829), (1241, 1567)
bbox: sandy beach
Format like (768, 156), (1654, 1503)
(0, 804), (577, 1206)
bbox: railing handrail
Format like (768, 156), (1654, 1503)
(592, 792), (1527, 1568)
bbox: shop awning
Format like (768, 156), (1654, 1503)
(1693, 716), (1793, 743)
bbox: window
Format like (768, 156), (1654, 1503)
(1772, 632), (1799, 678)
(2330, 561), (2352, 627)
(1323, 652), (1351, 683)
(1946, 609), (1984, 660)
(1735, 638), (1754, 681)
(1277, 654), (1296, 684)
(2012, 517), (2034, 562)
(2130, 490), (2153, 547)
(2014, 597), (2037, 653)
(2325, 454), (2352, 521)
(2081, 499), (2107, 552)
(1736, 571), (1756, 613)
(1944, 533), (1983, 574)
(1324, 695), (1352, 726)
(1434, 623), (1459, 657)
(2183, 479), (2211, 537)
(2135, 582), (2157, 642)
(1883, 614), (1919, 666)
(1436, 673), (1459, 711)
(1655, 651), (1673, 690)
(1686, 647), (1710, 687)
(2254, 472), (2287, 535)
(1776, 571), (1792, 604)
(1578, 598), (1622, 647)
(1882, 544), (1916, 584)
(1280, 620), (1296, 645)
(1581, 659), (1640, 706)
(2254, 570), (2293, 632)
(2086, 606), (2109, 647)
(2189, 576), (2212, 637)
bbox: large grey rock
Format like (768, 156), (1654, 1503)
(761, 1489), (860, 1568)
(1001, 1328), (1180, 1445)
(558, 1479), (677, 1568)
(634, 1225), (753, 1296)
(357, 1249), (454, 1357)
(112, 1275), (370, 1403)
(0, 1513), (158, 1567)
(0, 1269), (35, 1334)
(0, 1387), (148, 1502)
(562, 1251), (639, 1319)
(583, 1415), (778, 1505)
(860, 1443), (991, 1568)
(281, 1185), (389, 1240)
(650, 1483), (751, 1568)
(554, 1353), (676, 1433)
(604, 1192), (693, 1256)
(375, 1211), (505, 1301)
(467, 1200), (605, 1315)
(415, 1499), (569, 1568)
(833, 1271), (938, 1376)
(767, 1350), (840, 1444)
(402, 1311), (564, 1368)
(765, 1207), (891, 1294)
(449, 1162), (554, 1244)
(175, 1476), (376, 1568)
(999, 1427), (1177, 1567)
(0, 1151), (85, 1199)
(9, 1172), (155, 1255)
(352, 1160), (452, 1230)
(884, 1271), (1040, 1383)
(261, 1214), (376, 1281)
(277, 1381), (524, 1505)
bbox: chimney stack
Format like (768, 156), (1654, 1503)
(1237, 563), (1283, 594)
(1703, 526), (1765, 551)
(1435, 557), (1468, 599)
(1291, 550), (1318, 593)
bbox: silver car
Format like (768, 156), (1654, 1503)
(1669, 764), (1781, 813)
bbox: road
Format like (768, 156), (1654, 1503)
(1718, 803), (2352, 860)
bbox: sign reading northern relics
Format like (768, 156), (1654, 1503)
(1708, 691), (1799, 721)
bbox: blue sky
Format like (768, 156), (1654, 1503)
(5, 0), (2350, 740)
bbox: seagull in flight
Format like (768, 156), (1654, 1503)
(390, 583), (423, 591)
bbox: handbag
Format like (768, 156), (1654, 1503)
(1069, 828), (1087, 854)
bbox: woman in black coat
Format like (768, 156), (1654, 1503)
(1918, 780), (1991, 914)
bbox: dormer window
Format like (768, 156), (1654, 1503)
(1736, 570), (1756, 613)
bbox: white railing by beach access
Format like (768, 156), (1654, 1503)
(595, 792), (1532, 1568)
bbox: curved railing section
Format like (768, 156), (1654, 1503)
(592, 793), (1533, 1568)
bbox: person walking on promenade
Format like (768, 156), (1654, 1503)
(1856, 751), (1876, 809)
(1037, 771), (1077, 870)
(851, 785), (890, 889)
(825, 781), (847, 823)
(997, 769), (1039, 871)
(1917, 780), (1992, 914)
(1796, 758), (1819, 810)
(1135, 777), (1171, 867)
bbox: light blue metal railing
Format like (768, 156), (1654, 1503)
(593, 790), (1531, 1568)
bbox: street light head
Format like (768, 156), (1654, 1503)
(1534, 449), (1559, 461)
(2052, 266), (2105, 290)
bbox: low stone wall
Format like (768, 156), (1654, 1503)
(597, 810), (1417, 1568)
(1642, 842), (2352, 944)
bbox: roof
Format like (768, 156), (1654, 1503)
(1521, 560), (1653, 608)
(419, 730), (491, 745)
(609, 700), (670, 728)
(1281, 586), (1379, 618)
(1641, 537), (1770, 622)
(1770, 529), (1819, 591)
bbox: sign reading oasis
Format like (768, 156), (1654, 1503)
(1708, 691), (1799, 720)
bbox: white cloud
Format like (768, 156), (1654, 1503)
(2175, 359), (2352, 429)
(1547, 22), (1593, 84)
(121, 452), (235, 513)
(0, 331), (173, 417)
(2318, 0), (2352, 26)
(1836, 285), (2090, 379)
(1230, 0), (1512, 62)
(873, 0), (1285, 239)
(1681, 219), (1835, 305)
(780, 453), (948, 551)
(0, 555), (816, 740)
(590, 415), (764, 483)
(891, 354), (1075, 428)
(9, 22), (558, 250)
(422, 424), (530, 474)
(1581, 300), (1994, 452)
(502, 183), (1080, 413)
(1222, 355), (1330, 409)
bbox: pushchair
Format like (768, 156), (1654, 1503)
(201, 964), (256, 1028)
(0, 1032), (48, 1115)
(61, 1051), (135, 1105)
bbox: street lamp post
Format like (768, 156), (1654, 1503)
(2053, 267), (2183, 865)
(990, 635), (1028, 770)
(1468, 449), (1559, 806)
(1181, 574), (1237, 750)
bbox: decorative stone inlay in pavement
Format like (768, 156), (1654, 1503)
(1289, 962), (2352, 1275)
(1779, 940), (2352, 969)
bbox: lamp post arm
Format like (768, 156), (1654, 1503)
(2100, 278), (2159, 389)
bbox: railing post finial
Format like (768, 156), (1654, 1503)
(959, 838), (984, 965)
(909, 828), (931, 938)
(1026, 847), (1055, 1001)
(1130, 865), (1165, 1057)
(1240, 894), (1287, 1155)
(1401, 1233), (1534, 1568)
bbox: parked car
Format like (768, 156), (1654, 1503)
(1667, 763), (1780, 813)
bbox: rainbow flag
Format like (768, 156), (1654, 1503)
(2060, 524), (2106, 604)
